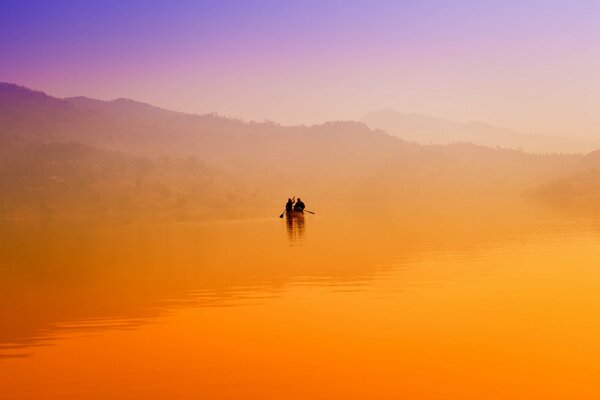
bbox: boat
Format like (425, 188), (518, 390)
(286, 210), (305, 218)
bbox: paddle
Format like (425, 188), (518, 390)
(279, 210), (286, 218)
(304, 210), (315, 215)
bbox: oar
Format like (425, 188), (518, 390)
(305, 210), (315, 215)
(279, 210), (286, 218)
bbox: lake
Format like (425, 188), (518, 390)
(1, 202), (600, 399)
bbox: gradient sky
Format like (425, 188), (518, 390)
(1, 0), (600, 137)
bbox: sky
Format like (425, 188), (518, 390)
(1, 0), (600, 137)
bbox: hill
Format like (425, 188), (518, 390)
(534, 148), (600, 209)
(0, 82), (586, 220)
(362, 109), (594, 153)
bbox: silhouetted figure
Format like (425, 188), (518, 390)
(293, 198), (305, 213)
(285, 197), (295, 214)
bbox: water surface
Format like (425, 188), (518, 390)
(1, 205), (600, 399)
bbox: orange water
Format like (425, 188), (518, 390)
(2, 207), (600, 399)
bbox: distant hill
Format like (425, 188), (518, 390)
(0, 82), (588, 220)
(534, 148), (600, 207)
(0, 140), (258, 221)
(362, 109), (595, 154)
(0, 83), (403, 169)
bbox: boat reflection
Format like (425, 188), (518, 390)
(285, 211), (305, 242)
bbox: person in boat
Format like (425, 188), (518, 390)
(285, 197), (295, 214)
(293, 197), (305, 213)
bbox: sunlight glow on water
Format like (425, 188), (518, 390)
(2, 207), (600, 399)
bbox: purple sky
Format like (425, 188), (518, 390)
(1, 0), (600, 136)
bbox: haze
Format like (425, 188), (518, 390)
(5, 2), (600, 399)
(2, 0), (600, 138)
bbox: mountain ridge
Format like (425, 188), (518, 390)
(362, 108), (595, 153)
(0, 82), (591, 220)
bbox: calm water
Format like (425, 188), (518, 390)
(2, 205), (600, 399)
